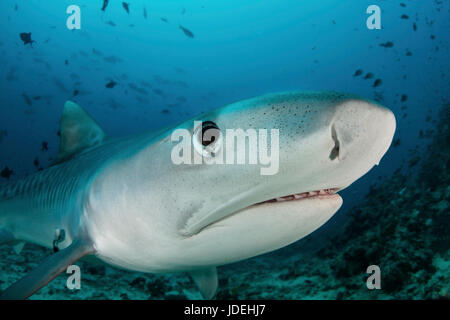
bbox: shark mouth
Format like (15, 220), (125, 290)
(182, 188), (341, 236)
(255, 188), (339, 205)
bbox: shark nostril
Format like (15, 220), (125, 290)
(329, 124), (340, 160)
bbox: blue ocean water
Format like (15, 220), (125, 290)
(0, 1), (448, 299)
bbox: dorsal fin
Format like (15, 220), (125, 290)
(54, 101), (106, 164)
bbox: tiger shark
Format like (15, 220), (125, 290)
(0, 91), (396, 299)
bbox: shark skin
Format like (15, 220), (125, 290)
(0, 92), (396, 299)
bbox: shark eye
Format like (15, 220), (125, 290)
(193, 121), (222, 157)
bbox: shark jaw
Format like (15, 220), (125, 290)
(257, 188), (339, 204)
(182, 187), (342, 238)
(178, 187), (344, 269)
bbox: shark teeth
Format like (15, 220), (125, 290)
(259, 188), (338, 204)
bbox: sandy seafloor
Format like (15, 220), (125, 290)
(0, 104), (448, 300)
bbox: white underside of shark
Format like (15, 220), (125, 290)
(0, 91), (396, 299)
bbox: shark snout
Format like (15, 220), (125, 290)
(331, 99), (396, 166)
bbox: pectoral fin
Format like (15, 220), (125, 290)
(188, 267), (218, 299)
(0, 239), (94, 300)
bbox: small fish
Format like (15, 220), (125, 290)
(373, 79), (382, 87)
(122, 2), (130, 14)
(181, 7), (186, 15)
(42, 141), (49, 151)
(140, 81), (151, 88)
(413, 23), (417, 31)
(106, 21), (116, 27)
(401, 94), (408, 102)
(174, 80), (189, 88)
(154, 75), (169, 85)
(353, 69), (363, 77)
(128, 83), (148, 95)
(143, 7), (148, 19)
(104, 56), (123, 64)
(179, 25), (194, 38)
(393, 138), (401, 147)
(364, 73), (374, 80)
(6, 66), (18, 82)
(22, 93), (32, 106)
(400, 3), (406, 7)
(101, 0), (109, 11)
(161, 17), (168, 23)
(373, 92), (384, 103)
(33, 96), (42, 100)
(379, 41), (394, 48)
(106, 80), (117, 88)
(65, 59), (69, 66)
(0, 166), (13, 179)
(92, 48), (103, 56)
(0, 130), (7, 143)
(53, 78), (69, 93)
(33, 157), (39, 167)
(153, 88), (165, 96)
(162, 109), (170, 114)
(19, 32), (35, 46)
(401, 14), (409, 19)
(73, 90), (79, 96)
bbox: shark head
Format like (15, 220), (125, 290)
(87, 91), (396, 273)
